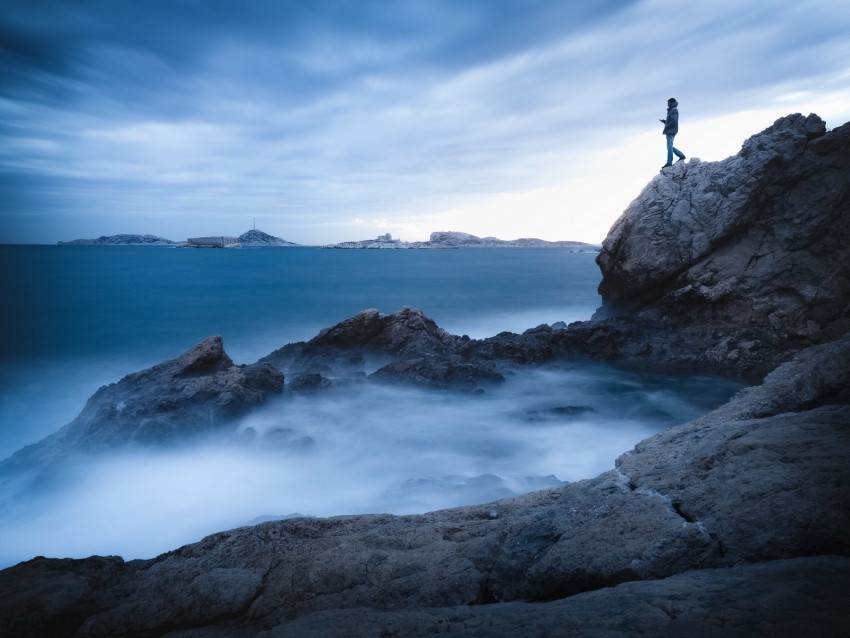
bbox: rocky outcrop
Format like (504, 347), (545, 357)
(0, 332), (847, 637)
(0, 337), (283, 480)
(595, 114), (850, 370)
(261, 307), (504, 391)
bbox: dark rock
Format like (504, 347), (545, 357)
(262, 307), (503, 391)
(0, 337), (284, 481)
(262, 556), (850, 638)
(287, 372), (333, 392)
(369, 357), (504, 390)
(1, 333), (846, 636)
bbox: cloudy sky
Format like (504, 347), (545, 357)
(2, 0), (849, 245)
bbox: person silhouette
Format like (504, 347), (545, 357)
(660, 98), (686, 169)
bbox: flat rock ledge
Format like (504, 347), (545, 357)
(1, 332), (847, 637)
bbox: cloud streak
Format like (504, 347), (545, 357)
(1, 0), (849, 244)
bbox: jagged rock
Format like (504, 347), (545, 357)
(0, 337), (284, 480)
(262, 307), (503, 391)
(0, 333), (846, 636)
(595, 114), (850, 370)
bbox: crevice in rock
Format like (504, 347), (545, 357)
(671, 500), (695, 523)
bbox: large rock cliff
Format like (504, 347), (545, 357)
(595, 114), (850, 371)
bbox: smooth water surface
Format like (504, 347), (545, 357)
(0, 245), (602, 455)
(0, 245), (742, 566)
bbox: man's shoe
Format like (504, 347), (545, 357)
(676, 156), (686, 162)
(661, 163), (672, 169)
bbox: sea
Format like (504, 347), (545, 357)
(0, 245), (742, 566)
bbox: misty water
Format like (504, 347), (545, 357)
(0, 245), (742, 567)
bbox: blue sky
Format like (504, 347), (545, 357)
(2, 0), (849, 245)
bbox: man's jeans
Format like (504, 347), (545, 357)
(666, 134), (685, 164)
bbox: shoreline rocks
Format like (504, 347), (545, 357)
(0, 331), (847, 637)
(0, 337), (283, 485)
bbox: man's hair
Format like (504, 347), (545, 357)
(668, 97), (676, 104)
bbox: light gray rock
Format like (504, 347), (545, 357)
(596, 114), (850, 370)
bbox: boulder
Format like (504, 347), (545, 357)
(0, 337), (284, 480)
(261, 307), (503, 391)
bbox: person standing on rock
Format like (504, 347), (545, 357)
(660, 97), (686, 169)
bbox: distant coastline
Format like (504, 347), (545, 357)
(323, 232), (599, 251)
(57, 230), (599, 251)
(58, 234), (178, 246)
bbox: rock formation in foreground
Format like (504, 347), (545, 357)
(0, 338), (283, 490)
(2, 113), (848, 637)
(0, 332), (847, 637)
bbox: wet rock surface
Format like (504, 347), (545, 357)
(0, 337), (284, 482)
(260, 306), (505, 391)
(1, 332), (847, 637)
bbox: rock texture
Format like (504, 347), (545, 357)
(264, 556), (850, 638)
(0, 332), (847, 637)
(261, 306), (504, 391)
(0, 337), (283, 482)
(595, 113), (850, 371)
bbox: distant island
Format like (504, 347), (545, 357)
(323, 232), (600, 251)
(57, 230), (598, 250)
(58, 229), (300, 247)
(58, 234), (178, 246)
(236, 229), (299, 247)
